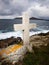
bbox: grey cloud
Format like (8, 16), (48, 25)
(37, 0), (49, 7)
(0, 0), (30, 16)
(29, 0), (49, 7)
(0, 0), (49, 18)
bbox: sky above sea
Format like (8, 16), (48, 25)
(0, 0), (49, 19)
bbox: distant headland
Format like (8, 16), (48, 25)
(14, 17), (49, 21)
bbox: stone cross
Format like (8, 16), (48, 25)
(14, 12), (36, 52)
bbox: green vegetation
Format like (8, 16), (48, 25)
(23, 44), (49, 65)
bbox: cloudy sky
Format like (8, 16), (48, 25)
(0, 0), (49, 19)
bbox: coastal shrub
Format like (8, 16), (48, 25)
(22, 44), (49, 65)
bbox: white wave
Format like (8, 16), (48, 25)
(0, 30), (49, 40)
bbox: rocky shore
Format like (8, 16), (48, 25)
(0, 32), (49, 65)
(0, 32), (49, 48)
(0, 37), (23, 48)
(30, 32), (49, 47)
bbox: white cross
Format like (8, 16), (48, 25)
(14, 12), (36, 52)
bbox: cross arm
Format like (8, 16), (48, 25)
(14, 24), (24, 31)
(14, 23), (36, 31)
(29, 23), (36, 29)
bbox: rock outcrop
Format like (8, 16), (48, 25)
(30, 32), (49, 47)
(0, 37), (23, 48)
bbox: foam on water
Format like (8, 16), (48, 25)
(0, 30), (49, 40)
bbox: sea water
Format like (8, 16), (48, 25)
(0, 19), (49, 39)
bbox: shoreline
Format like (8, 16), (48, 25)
(0, 30), (49, 40)
(0, 31), (49, 48)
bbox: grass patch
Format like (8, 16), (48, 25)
(22, 44), (49, 65)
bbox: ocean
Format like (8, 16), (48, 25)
(0, 19), (49, 39)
